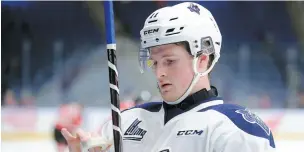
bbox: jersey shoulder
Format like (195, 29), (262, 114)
(198, 103), (275, 148)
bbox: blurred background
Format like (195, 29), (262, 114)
(1, 1), (304, 152)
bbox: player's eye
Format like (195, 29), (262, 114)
(165, 59), (175, 66)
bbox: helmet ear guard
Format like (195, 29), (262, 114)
(200, 36), (216, 56)
(188, 36), (216, 58)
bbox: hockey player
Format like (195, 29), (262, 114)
(61, 2), (276, 152)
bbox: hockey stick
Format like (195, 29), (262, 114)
(104, 1), (122, 152)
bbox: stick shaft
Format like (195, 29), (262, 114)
(104, 1), (122, 152)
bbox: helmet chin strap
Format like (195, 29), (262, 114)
(164, 55), (218, 105)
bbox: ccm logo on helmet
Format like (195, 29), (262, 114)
(144, 28), (159, 35)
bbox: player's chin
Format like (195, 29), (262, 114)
(161, 93), (179, 102)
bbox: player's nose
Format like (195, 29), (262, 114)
(155, 65), (167, 79)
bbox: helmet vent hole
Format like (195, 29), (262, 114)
(149, 12), (159, 19)
(165, 32), (181, 36)
(169, 17), (178, 21)
(148, 20), (158, 23)
(154, 12), (159, 18)
(180, 27), (184, 30)
(166, 28), (175, 33)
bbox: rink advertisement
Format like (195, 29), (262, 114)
(1, 107), (304, 141)
(1, 107), (57, 141)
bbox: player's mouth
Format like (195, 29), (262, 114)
(160, 83), (172, 90)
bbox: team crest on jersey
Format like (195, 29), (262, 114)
(235, 109), (270, 135)
(187, 3), (200, 15)
(123, 118), (147, 141)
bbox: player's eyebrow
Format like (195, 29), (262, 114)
(150, 53), (176, 61)
(161, 54), (176, 58)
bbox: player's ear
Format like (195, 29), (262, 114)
(197, 55), (209, 73)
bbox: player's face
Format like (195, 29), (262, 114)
(150, 44), (194, 102)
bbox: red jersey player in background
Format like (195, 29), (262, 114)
(53, 102), (84, 152)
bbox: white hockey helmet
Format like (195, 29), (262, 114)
(139, 2), (222, 104)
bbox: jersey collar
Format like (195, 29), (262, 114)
(163, 86), (219, 111)
(162, 86), (223, 124)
